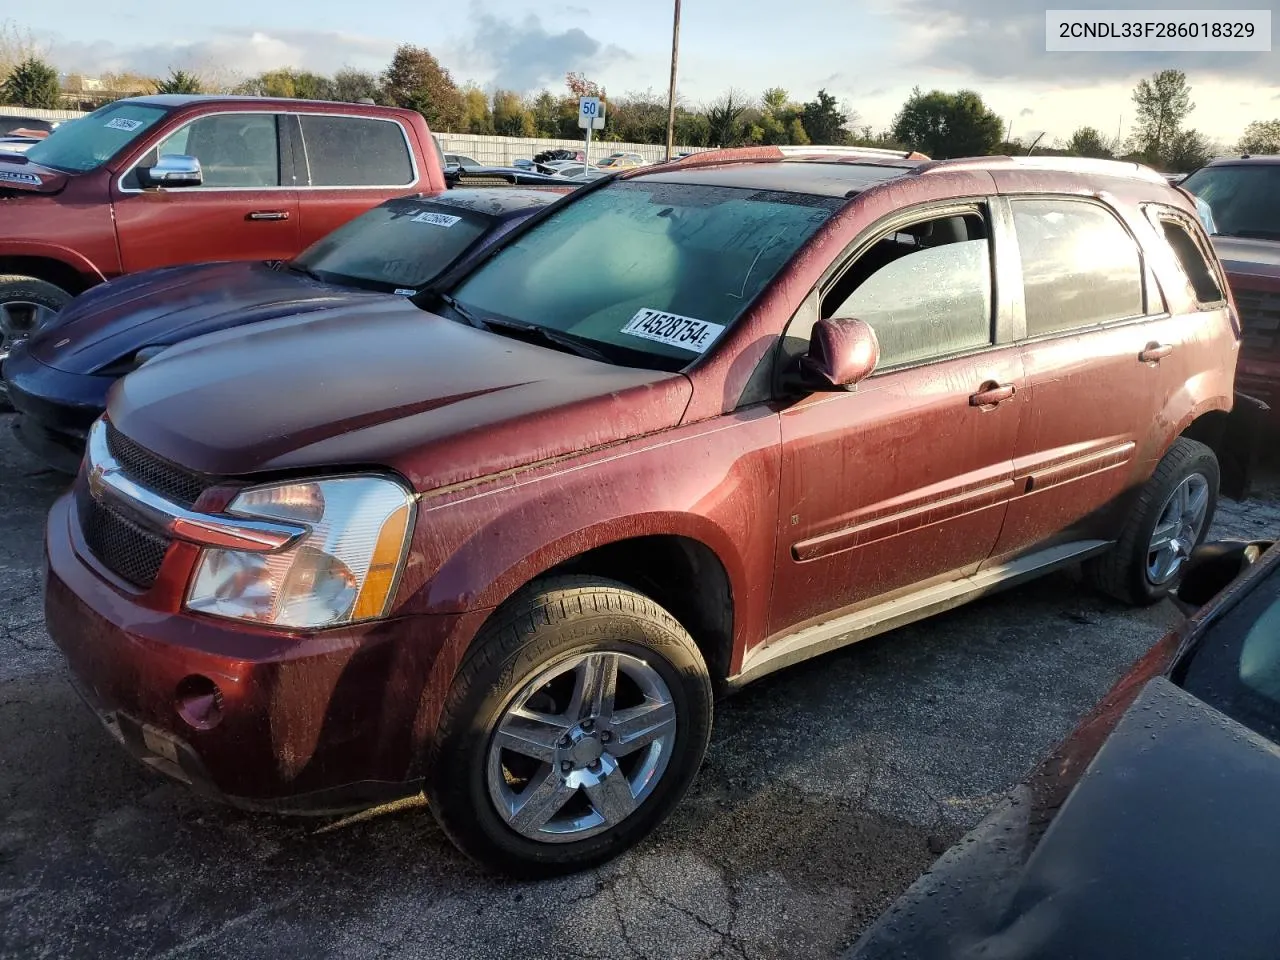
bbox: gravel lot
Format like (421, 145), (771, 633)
(4, 411), (1280, 960)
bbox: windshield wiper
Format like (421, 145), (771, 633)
(440, 295), (615, 363)
(439, 293), (488, 329)
(285, 262), (325, 283)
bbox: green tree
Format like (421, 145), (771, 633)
(1238, 119), (1280, 155)
(332, 68), (381, 103)
(801, 89), (848, 145)
(1129, 69), (1194, 165)
(787, 117), (810, 146)
(1165, 128), (1214, 173)
(381, 44), (465, 132)
(153, 68), (203, 95)
(1064, 126), (1114, 158)
(674, 109), (710, 147)
(847, 125), (908, 151)
(706, 90), (749, 146)
(492, 89), (535, 137)
(1, 56), (59, 108)
(530, 89), (561, 138)
(461, 84), (493, 134)
(891, 87), (1003, 158)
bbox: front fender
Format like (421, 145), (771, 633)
(0, 238), (108, 284)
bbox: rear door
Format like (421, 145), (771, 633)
(112, 111), (300, 270)
(288, 113), (421, 248)
(988, 195), (1194, 562)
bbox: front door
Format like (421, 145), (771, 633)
(112, 111), (299, 272)
(770, 204), (1026, 636)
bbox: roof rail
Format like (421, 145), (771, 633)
(657, 144), (929, 173)
(915, 155), (1169, 184)
(776, 145), (926, 160)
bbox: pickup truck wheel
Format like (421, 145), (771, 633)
(0, 276), (73, 408)
(425, 575), (713, 878)
(1086, 437), (1219, 606)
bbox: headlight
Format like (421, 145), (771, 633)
(186, 475), (416, 629)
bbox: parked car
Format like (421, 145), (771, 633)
(511, 158), (536, 171)
(4, 188), (562, 473)
(45, 147), (1257, 878)
(846, 536), (1280, 960)
(0, 135), (42, 155)
(542, 162), (608, 182)
(533, 148), (585, 165)
(443, 164), (589, 189)
(443, 152), (482, 170)
(596, 151), (646, 169)
(0, 94), (448, 406)
(0, 115), (56, 137)
(1182, 156), (1280, 421)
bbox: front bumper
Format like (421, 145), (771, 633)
(3, 347), (112, 466)
(45, 490), (474, 813)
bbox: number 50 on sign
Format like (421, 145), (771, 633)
(578, 96), (606, 129)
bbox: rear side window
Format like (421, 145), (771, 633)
(1155, 212), (1225, 305)
(821, 212), (993, 369)
(1012, 199), (1144, 338)
(299, 116), (414, 186)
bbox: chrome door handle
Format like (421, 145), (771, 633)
(247, 211), (290, 221)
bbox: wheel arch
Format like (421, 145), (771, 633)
(0, 252), (101, 294)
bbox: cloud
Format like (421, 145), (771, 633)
(887, 0), (1276, 83)
(48, 28), (396, 82)
(466, 9), (628, 91)
(1019, 107), (1033, 116)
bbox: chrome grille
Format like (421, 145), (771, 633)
(1236, 288), (1280, 355)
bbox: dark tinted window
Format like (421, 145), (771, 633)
(300, 116), (413, 186)
(1179, 565), (1280, 746)
(1012, 199), (1144, 338)
(1155, 212), (1225, 304)
(139, 113), (280, 188)
(293, 199), (496, 291)
(821, 213), (992, 368)
(1183, 164), (1280, 241)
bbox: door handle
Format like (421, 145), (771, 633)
(247, 211), (290, 221)
(1139, 342), (1173, 363)
(969, 382), (1016, 407)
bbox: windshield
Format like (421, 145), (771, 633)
(293, 198), (496, 291)
(449, 180), (842, 368)
(26, 101), (168, 174)
(1182, 164), (1280, 241)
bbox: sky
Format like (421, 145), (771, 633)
(17, 0), (1280, 147)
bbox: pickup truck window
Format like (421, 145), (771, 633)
(134, 113), (281, 188)
(450, 180), (842, 367)
(298, 115), (414, 187)
(292, 198), (491, 290)
(1183, 164), (1280, 242)
(25, 101), (167, 173)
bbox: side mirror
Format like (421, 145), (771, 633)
(800, 317), (879, 390)
(1172, 540), (1274, 615)
(143, 154), (203, 188)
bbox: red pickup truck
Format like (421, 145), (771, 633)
(0, 95), (448, 387)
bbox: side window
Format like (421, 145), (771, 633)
(151, 113), (281, 188)
(1153, 211), (1226, 305)
(819, 212), (993, 369)
(299, 116), (413, 186)
(1011, 199), (1144, 338)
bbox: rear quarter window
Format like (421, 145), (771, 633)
(1147, 207), (1226, 306)
(299, 115), (414, 187)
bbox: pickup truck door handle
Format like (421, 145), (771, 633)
(1139, 343), (1173, 363)
(969, 382), (1017, 407)
(247, 211), (290, 221)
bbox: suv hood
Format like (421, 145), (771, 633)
(847, 678), (1280, 960)
(30, 261), (384, 374)
(1213, 235), (1280, 285)
(0, 156), (68, 193)
(107, 299), (693, 489)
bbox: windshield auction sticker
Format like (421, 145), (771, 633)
(105, 117), (145, 131)
(412, 212), (462, 227)
(621, 308), (726, 354)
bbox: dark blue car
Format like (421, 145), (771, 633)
(3, 188), (559, 472)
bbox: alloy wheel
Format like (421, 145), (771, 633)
(1147, 472), (1211, 585)
(0, 299), (59, 359)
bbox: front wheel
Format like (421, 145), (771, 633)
(425, 576), (713, 877)
(1086, 437), (1219, 606)
(0, 275), (73, 409)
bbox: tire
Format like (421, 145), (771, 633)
(425, 575), (713, 878)
(1086, 437), (1220, 606)
(0, 275), (73, 410)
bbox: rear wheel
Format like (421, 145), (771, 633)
(1086, 437), (1219, 605)
(0, 275), (73, 409)
(425, 576), (713, 877)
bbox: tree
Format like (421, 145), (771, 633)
(565, 71), (604, 99)
(891, 87), (1003, 158)
(1065, 126), (1114, 159)
(1165, 128), (1214, 173)
(1238, 119), (1280, 155)
(0, 20), (42, 87)
(381, 44), (465, 132)
(492, 89), (535, 137)
(706, 90), (749, 146)
(530, 89), (561, 138)
(0, 56), (59, 108)
(153, 69), (203, 95)
(801, 89), (848, 145)
(332, 68), (381, 104)
(461, 84), (493, 134)
(1130, 69), (1194, 166)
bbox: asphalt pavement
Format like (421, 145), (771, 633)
(4, 412), (1280, 960)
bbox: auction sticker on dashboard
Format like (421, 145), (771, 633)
(105, 117), (144, 131)
(412, 212), (461, 227)
(621, 308), (725, 354)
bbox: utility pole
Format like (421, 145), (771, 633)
(665, 0), (682, 161)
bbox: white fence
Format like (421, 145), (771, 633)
(0, 105), (710, 165)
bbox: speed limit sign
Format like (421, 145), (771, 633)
(578, 96), (605, 129)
